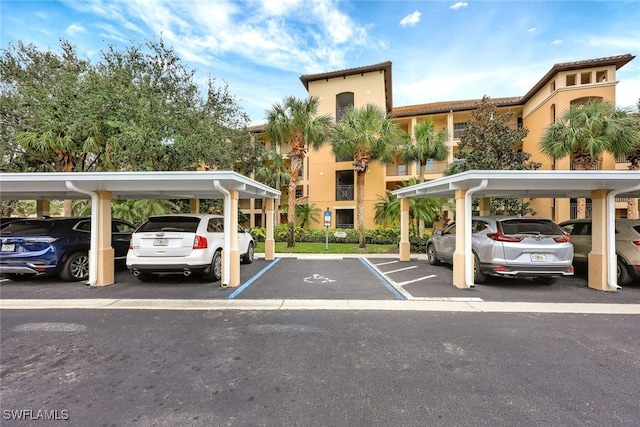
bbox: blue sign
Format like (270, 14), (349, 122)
(324, 210), (332, 227)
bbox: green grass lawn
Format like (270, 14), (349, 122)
(254, 241), (398, 254)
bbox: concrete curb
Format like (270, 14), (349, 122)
(2, 298), (639, 314)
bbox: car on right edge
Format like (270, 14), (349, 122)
(559, 218), (640, 285)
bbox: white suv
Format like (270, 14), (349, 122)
(126, 214), (254, 282)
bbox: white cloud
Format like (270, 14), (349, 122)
(449, 2), (468, 10)
(400, 11), (421, 27)
(528, 27), (536, 33)
(551, 39), (563, 45)
(65, 23), (85, 36)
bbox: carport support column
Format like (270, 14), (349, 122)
(189, 199), (200, 214)
(452, 189), (469, 289)
(478, 197), (491, 216)
(265, 198), (275, 261)
(94, 191), (115, 286)
(399, 197), (411, 261)
(36, 200), (50, 217)
(588, 189), (612, 291)
(227, 190), (241, 287)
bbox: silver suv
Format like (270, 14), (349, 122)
(426, 216), (574, 284)
(126, 214), (254, 282)
(559, 218), (640, 285)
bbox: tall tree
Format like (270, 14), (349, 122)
(332, 104), (402, 248)
(254, 148), (290, 226)
(265, 96), (333, 247)
(399, 118), (449, 236)
(540, 98), (639, 218)
(446, 96), (539, 216)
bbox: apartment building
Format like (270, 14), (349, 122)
(241, 54), (635, 229)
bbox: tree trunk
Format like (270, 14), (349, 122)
(287, 158), (302, 248)
(356, 170), (366, 248)
(418, 161), (425, 238)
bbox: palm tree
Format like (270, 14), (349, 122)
(254, 148), (290, 226)
(625, 98), (640, 219)
(296, 203), (321, 229)
(540, 99), (639, 218)
(265, 96), (333, 247)
(398, 118), (449, 236)
(375, 179), (448, 235)
(332, 104), (403, 248)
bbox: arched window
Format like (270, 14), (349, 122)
(570, 96), (602, 107)
(336, 92), (354, 121)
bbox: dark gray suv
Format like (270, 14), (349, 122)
(426, 216), (574, 284)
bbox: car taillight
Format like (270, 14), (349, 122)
(129, 236), (133, 249)
(632, 240), (640, 246)
(554, 234), (570, 243)
(487, 231), (524, 242)
(193, 235), (208, 249)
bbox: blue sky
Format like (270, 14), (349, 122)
(2, 0), (639, 125)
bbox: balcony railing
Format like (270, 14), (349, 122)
(422, 161), (449, 175)
(336, 185), (354, 201)
(386, 164), (409, 176)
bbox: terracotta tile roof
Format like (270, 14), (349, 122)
(391, 97), (522, 117)
(521, 53), (635, 103)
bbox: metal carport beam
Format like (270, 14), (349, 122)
(607, 181), (640, 290)
(464, 179), (488, 288)
(65, 181), (98, 286)
(213, 180), (232, 287)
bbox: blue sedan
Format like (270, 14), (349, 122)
(0, 217), (135, 282)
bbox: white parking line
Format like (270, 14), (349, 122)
(373, 260), (400, 266)
(397, 275), (437, 286)
(384, 266), (418, 274)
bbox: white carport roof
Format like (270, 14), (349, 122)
(391, 170), (640, 200)
(0, 171), (280, 200)
(392, 170), (640, 291)
(0, 171), (280, 288)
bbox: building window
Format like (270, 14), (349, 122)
(336, 209), (354, 229)
(517, 117), (523, 129)
(336, 92), (354, 121)
(453, 122), (467, 139)
(335, 170), (354, 201)
(336, 153), (352, 162)
(581, 72), (591, 85)
(295, 187), (303, 198)
(596, 70), (607, 82)
(566, 74), (577, 86)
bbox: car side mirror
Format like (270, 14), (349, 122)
(434, 229), (443, 236)
(243, 228), (250, 233)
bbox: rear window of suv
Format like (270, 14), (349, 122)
(500, 219), (562, 235)
(0, 220), (55, 235)
(137, 216), (201, 233)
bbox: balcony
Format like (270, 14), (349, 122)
(386, 164), (410, 176)
(336, 185), (354, 201)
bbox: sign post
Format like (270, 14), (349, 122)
(324, 208), (332, 250)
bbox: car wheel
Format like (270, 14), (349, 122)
(473, 253), (487, 284)
(203, 250), (222, 282)
(241, 242), (255, 264)
(617, 258), (631, 286)
(60, 252), (89, 281)
(427, 244), (441, 266)
(135, 272), (158, 282)
(2, 273), (36, 281)
(534, 277), (558, 285)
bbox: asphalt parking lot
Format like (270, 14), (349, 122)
(1, 255), (639, 304)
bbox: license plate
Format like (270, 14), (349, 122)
(153, 238), (168, 246)
(530, 253), (547, 262)
(1, 243), (15, 252)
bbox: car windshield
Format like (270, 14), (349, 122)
(500, 219), (562, 235)
(137, 216), (200, 233)
(0, 220), (55, 235)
